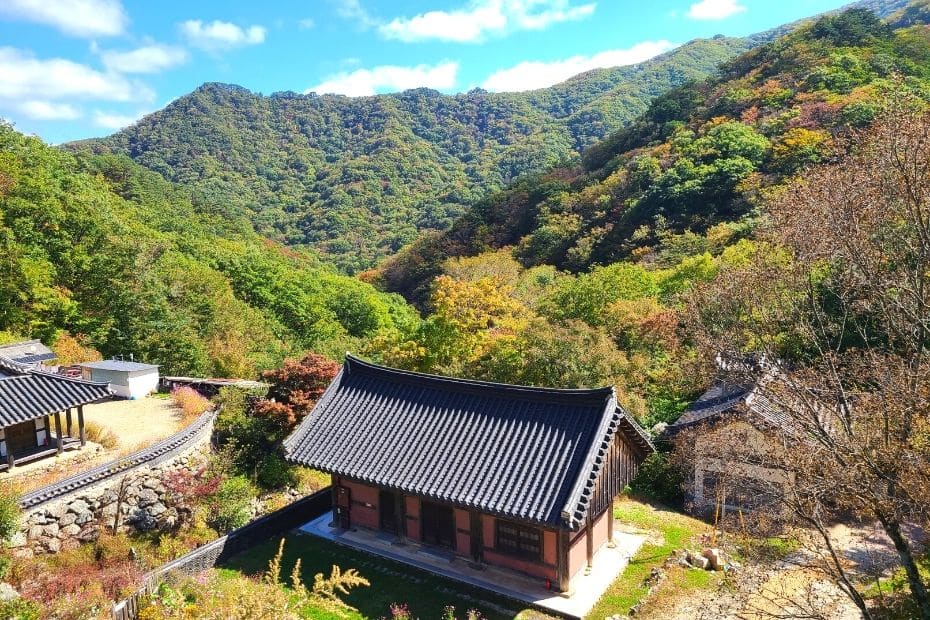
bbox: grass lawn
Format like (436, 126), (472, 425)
(586, 498), (721, 618)
(221, 532), (553, 620)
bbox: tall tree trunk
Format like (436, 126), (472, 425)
(878, 512), (930, 619)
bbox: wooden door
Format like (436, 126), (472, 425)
(335, 485), (351, 529)
(470, 512), (483, 562)
(421, 500), (455, 549)
(379, 490), (397, 533)
(6, 421), (36, 455)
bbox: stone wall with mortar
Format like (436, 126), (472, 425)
(11, 447), (209, 558)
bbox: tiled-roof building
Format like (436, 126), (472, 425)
(0, 356), (112, 470)
(285, 355), (653, 593)
(664, 377), (793, 515)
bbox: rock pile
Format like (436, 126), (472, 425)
(684, 547), (726, 571)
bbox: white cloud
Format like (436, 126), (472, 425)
(378, 0), (596, 43)
(0, 0), (127, 37)
(333, 0), (378, 29)
(481, 40), (676, 92)
(93, 109), (148, 130)
(298, 17), (315, 29)
(0, 47), (144, 102)
(180, 20), (266, 52)
(306, 62), (459, 97)
(100, 44), (188, 74)
(686, 0), (746, 20)
(16, 100), (82, 120)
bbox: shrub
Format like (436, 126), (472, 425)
(170, 386), (212, 423)
(629, 452), (684, 505)
(255, 452), (296, 489)
(0, 486), (20, 543)
(83, 421), (118, 449)
(0, 598), (40, 620)
(207, 476), (254, 532)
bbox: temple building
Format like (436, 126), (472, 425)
(285, 355), (653, 594)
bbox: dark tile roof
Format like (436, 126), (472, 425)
(285, 355), (646, 529)
(0, 356), (113, 427)
(0, 339), (55, 364)
(666, 378), (796, 436)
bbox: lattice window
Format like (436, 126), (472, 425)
(495, 520), (542, 561)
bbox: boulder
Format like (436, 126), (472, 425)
(137, 488), (159, 507)
(42, 523), (59, 538)
(67, 499), (90, 515)
(45, 538), (61, 553)
(686, 551), (710, 570)
(58, 512), (77, 527)
(74, 509), (94, 525)
(26, 513), (48, 526)
(60, 524), (81, 537)
(77, 525), (100, 542)
(702, 548), (723, 571)
(7, 532), (26, 548)
(147, 502), (167, 518)
(0, 583), (19, 601)
(46, 503), (68, 519)
(26, 525), (44, 540)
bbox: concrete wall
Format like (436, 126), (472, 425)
(83, 368), (159, 399)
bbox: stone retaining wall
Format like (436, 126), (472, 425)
(12, 447), (209, 557)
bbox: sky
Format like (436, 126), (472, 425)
(0, 0), (856, 144)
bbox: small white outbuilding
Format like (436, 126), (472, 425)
(78, 360), (160, 399)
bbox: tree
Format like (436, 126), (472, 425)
(687, 102), (930, 618)
(256, 352), (341, 433)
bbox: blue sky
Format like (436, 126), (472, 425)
(0, 0), (854, 143)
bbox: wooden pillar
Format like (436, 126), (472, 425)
(66, 408), (73, 437)
(585, 515), (594, 573)
(607, 503), (616, 548)
(556, 529), (570, 592)
(77, 406), (86, 447)
(396, 493), (406, 540)
(54, 411), (63, 455)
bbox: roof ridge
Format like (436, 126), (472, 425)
(344, 354), (614, 404)
(559, 392), (620, 528)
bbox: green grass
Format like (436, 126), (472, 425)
(586, 499), (717, 618)
(221, 533), (551, 620)
(860, 555), (930, 619)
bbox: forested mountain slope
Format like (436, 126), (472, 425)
(68, 38), (753, 273)
(0, 125), (416, 377)
(377, 4), (930, 305)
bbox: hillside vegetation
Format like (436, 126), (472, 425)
(0, 126), (416, 377)
(67, 38), (754, 273)
(378, 5), (930, 304)
(356, 6), (930, 430)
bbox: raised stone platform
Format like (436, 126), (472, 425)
(299, 513), (644, 618)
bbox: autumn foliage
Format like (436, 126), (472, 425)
(252, 353), (340, 432)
